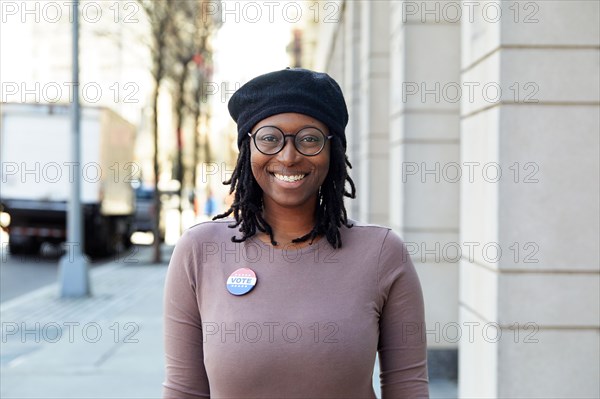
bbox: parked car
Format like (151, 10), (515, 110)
(133, 186), (154, 233)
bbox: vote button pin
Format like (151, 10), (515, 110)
(226, 268), (257, 296)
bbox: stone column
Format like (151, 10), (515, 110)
(343, 1), (361, 219)
(356, 1), (390, 224)
(388, 0), (461, 379)
(459, 1), (600, 397)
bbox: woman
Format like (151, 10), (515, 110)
(163, 68), (429, 398)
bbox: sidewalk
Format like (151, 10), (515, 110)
(1, 243), (457, 399)
(1, 245), (172, 399)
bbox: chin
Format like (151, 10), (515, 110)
(264, 190), (318, 209)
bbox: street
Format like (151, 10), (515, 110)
(0, 230), (150, 303)
(0, 207), (200, 304)
(1, 252), (61, 304)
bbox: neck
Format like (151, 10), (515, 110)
(260, 196), (318, 245)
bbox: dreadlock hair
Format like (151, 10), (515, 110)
(212, 135), (356, 249)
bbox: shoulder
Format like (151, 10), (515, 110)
(184, 219), (235, 240)
(340, 219), (407, 252)
(344, 219), (412, 265)
(171, 219), (236, 257)
(168, 219), (238, 283)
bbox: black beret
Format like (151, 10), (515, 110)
(228, 68), (349, 149)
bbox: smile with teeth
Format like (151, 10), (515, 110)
(273, 173), (307, 182)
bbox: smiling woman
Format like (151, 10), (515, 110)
(162, 68), (429, 399)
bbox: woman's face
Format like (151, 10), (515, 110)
(249, 113), (331, 210)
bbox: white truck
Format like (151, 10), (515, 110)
(0, 103), (136, 257)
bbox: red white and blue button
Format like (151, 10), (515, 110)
(226, 268), (257, 296)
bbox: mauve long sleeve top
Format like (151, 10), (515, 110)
(162, 219), (429, 398)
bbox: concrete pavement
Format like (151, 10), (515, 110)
(1, 245), (171, 399)
(1, 243), (456, 399)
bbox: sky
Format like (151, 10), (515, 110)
(210, 5), (302, 135)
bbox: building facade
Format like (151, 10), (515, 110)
(306, 1), (599, 397)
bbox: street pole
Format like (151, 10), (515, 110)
(59, 0), (90, 297)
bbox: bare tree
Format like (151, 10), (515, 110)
(167, 1), (221, 233)
(190, 59), (214, 214)
(137, 0), (175, 263)
(135, 1), (221, 260)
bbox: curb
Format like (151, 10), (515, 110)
(0, 260), (123, 313)
(0, 244), (174, 313)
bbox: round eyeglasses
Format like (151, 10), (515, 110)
(248, 126), (333, 156)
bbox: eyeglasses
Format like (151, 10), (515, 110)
(248, 126), (333, 156)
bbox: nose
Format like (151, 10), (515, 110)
(276, 136), (301, 165)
